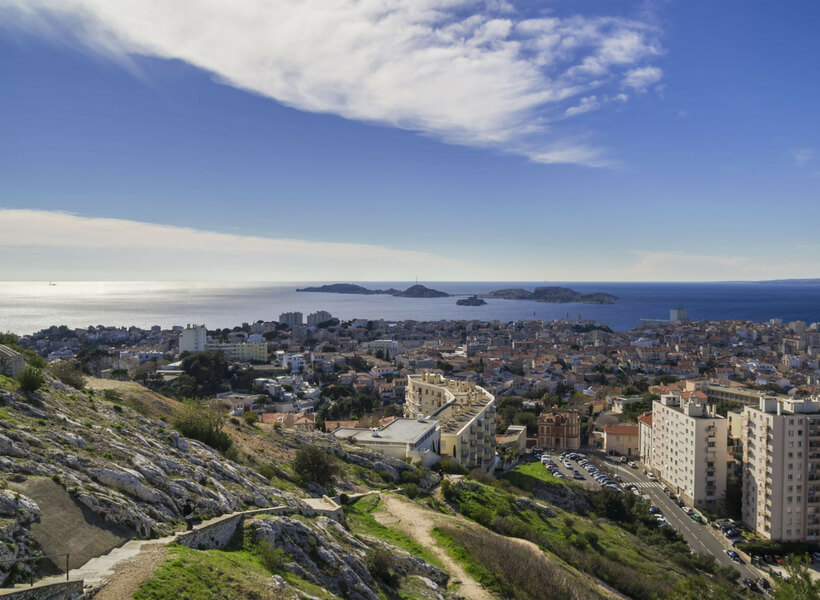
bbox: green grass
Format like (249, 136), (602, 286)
(345, 494), (443, 569)
(450, 479), (703, 599)
(501, 461), (576, 490)
(0, 375), (18, 392)
(133, 545), (274, 600)
(0, 407), (22, 425)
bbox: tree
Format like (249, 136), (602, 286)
(17, 366), (45, 393)
(51, 361), (86, 389)
(178, 350), (229, 397)
(292, 445), (340, 486)
(773, 556), (820, 600)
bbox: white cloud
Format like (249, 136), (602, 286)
(0, 209), (485, 280)
(622, 65), (663, 92)
(0, 0), (664, 167)
(564, 95), (600, 117)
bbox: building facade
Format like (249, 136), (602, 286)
(0, 345), (25, 377)
(603, 424), (640, 457)
(179, 324), (207, 354)
(536, 410), (580, 450)
(307, 311), (333, 327)
(650, 392), (728, 510)
(638, 412), (653, 465)
(205, 342), (268, 362)
(279, 312), (304, 328)
(742, 397), (820, 542)
(405, 373), (496, 470)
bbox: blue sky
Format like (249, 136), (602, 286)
(0, 0), (818, 281)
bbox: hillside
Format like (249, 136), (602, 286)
(1, 375), (745, 599)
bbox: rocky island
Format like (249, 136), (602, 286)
(456, 295), (487, 306)
(488, 286), (617, 304)
(297, 283), (449, 298)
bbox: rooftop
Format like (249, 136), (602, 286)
(333, 417), (438, 444)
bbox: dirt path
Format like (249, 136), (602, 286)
(374, 494), (495, 600)
(375, 493), (627, 600)
(93, 543), (168, 600)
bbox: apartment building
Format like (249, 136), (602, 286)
(306, 311), (333, 327)
(537, 410), (580, 450)
(650, 392), (727, 510)
(405, 373), (496, 470)
(742, 397), (820, 542)
(204, 342), (268, 362)
(179, 324), (207, 354)
(279, 312), (303, 328)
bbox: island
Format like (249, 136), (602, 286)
(296, 283), (449, 298)
(488, 286), (617, 304)
(456, 295), (487, 306)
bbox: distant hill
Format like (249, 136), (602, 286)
(757, 279), (820, 285)
(488, 286), (618, 304)
(297, 283), (449, 298)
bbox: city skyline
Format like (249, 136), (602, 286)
(1, 1), (818, 281)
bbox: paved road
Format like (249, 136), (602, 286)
(601, 458), (762, 583)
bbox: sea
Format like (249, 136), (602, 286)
(0, 281), (818, 336)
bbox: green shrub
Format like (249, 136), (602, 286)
(292, 445), (340, 486)
(51, 474), (61, 485)
(174, 400), (233, 453)
(365, 548), (398, 587)
(102, 389), (121, 402)
(257, 540), (288, 573)
(402, 483), (418, 499)
(242, 411), (259, 425)
(16, 366), (44, 393)
(51, 361), (86, 389)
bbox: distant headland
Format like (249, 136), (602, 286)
(487, 286), (618, 304)
(296, 283), (449, 298)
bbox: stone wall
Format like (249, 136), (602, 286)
(175, 507), (290, 551)
(0, 580), (83, 600)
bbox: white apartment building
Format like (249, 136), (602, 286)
(405, 373), (496, 470)
(282, 353), (307, 373)
(742, 397), (820, 542)
(179, 324), (207, 354)
(279, 312), (303, 328)
(204, 342), (268, 362)
(650, 392), (727, 510)
(306, 311), (333, 327)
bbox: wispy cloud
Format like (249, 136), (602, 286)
(0, 209), (485, 280)
(622, 65), (663, 92)
(0, 0), (664, 167)
(793, 148), (816, 167)
(629, 251), (818, 281)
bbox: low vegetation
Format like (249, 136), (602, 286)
(434, 524), (598, 600)
(292, 444), (340, 486)
(16, 365), (44, 393)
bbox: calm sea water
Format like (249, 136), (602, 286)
(0, 281), (818, 336)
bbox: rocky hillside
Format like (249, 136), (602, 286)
(0, 375), (435, 588)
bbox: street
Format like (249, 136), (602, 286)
(603, 458), (762, 582)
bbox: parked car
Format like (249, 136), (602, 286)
(689, 513), (703, 523)
(756, 578), (770, 590)
(675, 499), (685, 507)
(649, 506), (660, 514)
(619, 456), (627, 463)
(628, 461), (637, 468)
(682, 506), (693, 515)
(726, 550), (742, 563)
(812, 552), (820, 562)
(742, 578), (758, 591)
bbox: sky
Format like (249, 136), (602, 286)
(0, 0), (818, 282)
